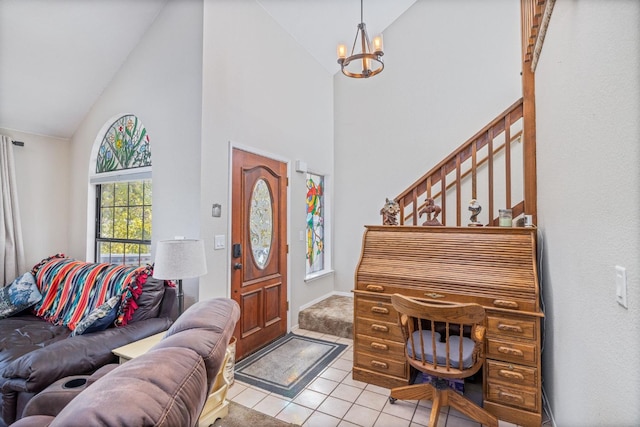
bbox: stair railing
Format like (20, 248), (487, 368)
(394, 98), (527, 227)
(522, 0), (554, 72)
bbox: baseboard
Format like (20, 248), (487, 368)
(542, 386), (556, 426)
(297, 291), (352, 312)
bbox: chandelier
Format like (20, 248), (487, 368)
(337, 0), (384, 78)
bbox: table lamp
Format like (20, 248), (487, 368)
(153, 239), (207, 315)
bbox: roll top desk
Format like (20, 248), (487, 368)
(353, 226), (543, 426)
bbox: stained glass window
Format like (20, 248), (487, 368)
(306, 173), (324, 275)
(96, 115), (151, 173)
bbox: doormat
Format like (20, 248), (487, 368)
(234, 333), (347, 398)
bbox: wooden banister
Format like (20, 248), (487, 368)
(389, 1), (550, 228)
(522, 0), (554, 71)
(395, 99), (530, 227)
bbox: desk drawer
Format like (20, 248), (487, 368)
(356, 334), (405, 361)
(486, 338), (537, 365)
(487, 314), (537, 340)
(354, 351), (407, 378)
(486, 360), (538, 387)
(355, 285), (538, 313)
(356, 296), (396, 322)
(487, 382), (539, 412)
(355, 317), (404, 342)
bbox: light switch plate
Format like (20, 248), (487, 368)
(214, 235), (225, 250)
(616, 265), (627, 308)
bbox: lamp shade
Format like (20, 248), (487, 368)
(153, 239), (207, 280)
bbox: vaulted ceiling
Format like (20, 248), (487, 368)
(0, 0), (415, 139)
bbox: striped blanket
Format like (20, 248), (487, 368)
(31, 254), (150, 331)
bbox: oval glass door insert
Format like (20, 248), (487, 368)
(249, 178), (273, 269)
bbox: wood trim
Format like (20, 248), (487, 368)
(522, 45), (537, 224)
(531, 0), (555, 72)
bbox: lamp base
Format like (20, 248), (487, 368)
(177, 279), (184, 315)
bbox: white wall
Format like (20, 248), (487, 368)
(200, 0), (335, 325)
(536, 1), (640, 425)
(68, 0), (204, 306)
(333, 0), (522, 292)
(1, 128), (70, 270)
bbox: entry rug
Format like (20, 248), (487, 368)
(234, 333), (347, 398)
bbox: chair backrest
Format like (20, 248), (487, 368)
(390, 293), (487, 380)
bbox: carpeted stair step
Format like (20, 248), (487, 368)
(298, 295), (353, 339)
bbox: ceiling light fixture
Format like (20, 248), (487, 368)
(337, 0), (384, 78)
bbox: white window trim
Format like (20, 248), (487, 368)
(304, 269), (335, 283)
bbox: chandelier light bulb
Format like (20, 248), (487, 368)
(372, 34), (383, 54)
(337, 44), (347, 60)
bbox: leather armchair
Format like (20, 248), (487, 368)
(13, 298), (240, 427)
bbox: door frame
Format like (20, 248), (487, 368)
(226, 140), (292, 332)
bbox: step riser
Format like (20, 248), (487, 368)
(298, 295), (353, 339)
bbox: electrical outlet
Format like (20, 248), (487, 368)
(616, 266), (627, 308)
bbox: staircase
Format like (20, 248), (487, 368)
(298, 0), (552, 341)
(394, 98), (533, 227)
(392, 0), (551, 226)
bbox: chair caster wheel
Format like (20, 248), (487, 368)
(389, 397), (397, 404)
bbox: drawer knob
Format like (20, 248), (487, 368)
(499, 391), (525, 404)
(366, 285), (385, 292)
(370, 342), (389, 351)
(498, 370), (525, 380)
(498, 346), (524, 357)
(371, 307), (389, 315)
(498, 323), (524, 333)
(370, 360), (388, 369)
(424, 292), (445, 299)
(493, 299), (519, 309)
(371, 324), (389, 333)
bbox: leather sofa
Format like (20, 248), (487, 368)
(0, 273), (176, 427)
(12, 297), (240, 427)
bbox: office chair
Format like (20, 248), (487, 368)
(389, 294), (498, 427)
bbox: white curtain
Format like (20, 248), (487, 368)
(0, 135), (25, 284)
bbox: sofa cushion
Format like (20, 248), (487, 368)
(2, 317), (173, 393)
(70, 296), (120, 336)
(0, 273), (42, 319)
(0, 315), (70, 356)
(129, 277), (166, 323)
(48, 347), (208, 427)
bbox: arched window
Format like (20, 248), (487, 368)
(96, 115), (151, 173)
(90, 115), (152, 266)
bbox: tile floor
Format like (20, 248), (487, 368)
(226, 327), (531, 427)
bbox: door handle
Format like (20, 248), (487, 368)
(233, 263), (242, 270)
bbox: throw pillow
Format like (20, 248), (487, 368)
(71, 296), (120, 336)
(0, 272), (42, 319)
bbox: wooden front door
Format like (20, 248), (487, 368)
(231, 148), (288, 360)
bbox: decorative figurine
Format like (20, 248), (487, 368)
(380, 198), (400, 225)
(468, 199), (483, 226)
(420, 198), (442, 226)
